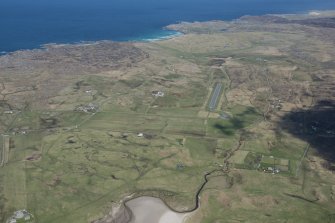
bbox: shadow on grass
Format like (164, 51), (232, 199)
(214, 118), (245, 136)
(213, 107), (260, 136)
(214, 123), (234, 136)
(279, 100), (335, 162)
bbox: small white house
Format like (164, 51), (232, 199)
(152, 91), (165, 97)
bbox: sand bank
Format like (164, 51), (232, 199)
(126, 197), (188, 223)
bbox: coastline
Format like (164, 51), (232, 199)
(0, 29), (184, 57)
(1, 9), (335, 56)
(128, 30), (184, 42)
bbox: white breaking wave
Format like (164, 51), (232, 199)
(138, 32), (183, 42)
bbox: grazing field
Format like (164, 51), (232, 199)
(229, 150), (250, 164)
(260, 155), (290, 172)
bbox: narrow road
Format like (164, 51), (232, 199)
(296, 144), (310, 177)
(0, 135), (4, 167)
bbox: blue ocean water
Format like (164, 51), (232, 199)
(0, 0), (335, 52)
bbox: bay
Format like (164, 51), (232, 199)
(1, 0), (335, 52)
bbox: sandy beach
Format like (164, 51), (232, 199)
(126, 197), (188, 223)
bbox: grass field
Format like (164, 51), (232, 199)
(1, 13), (335, 223)
(230, 150), (250, 164)
(260, 155), (290, 172)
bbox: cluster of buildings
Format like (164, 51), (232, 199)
(152, 90), (165, 97)
(262, 166), (281, 174)
(269, 99), (283, 110)
(10, 126), (29, 135)
(75, 103), (99, 113)
(7, 210), (33, 223)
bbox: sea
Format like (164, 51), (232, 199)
(1, 0), (335, 53)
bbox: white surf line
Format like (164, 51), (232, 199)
(141, 32), (183, 42)
(309, 11), (321, 16)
